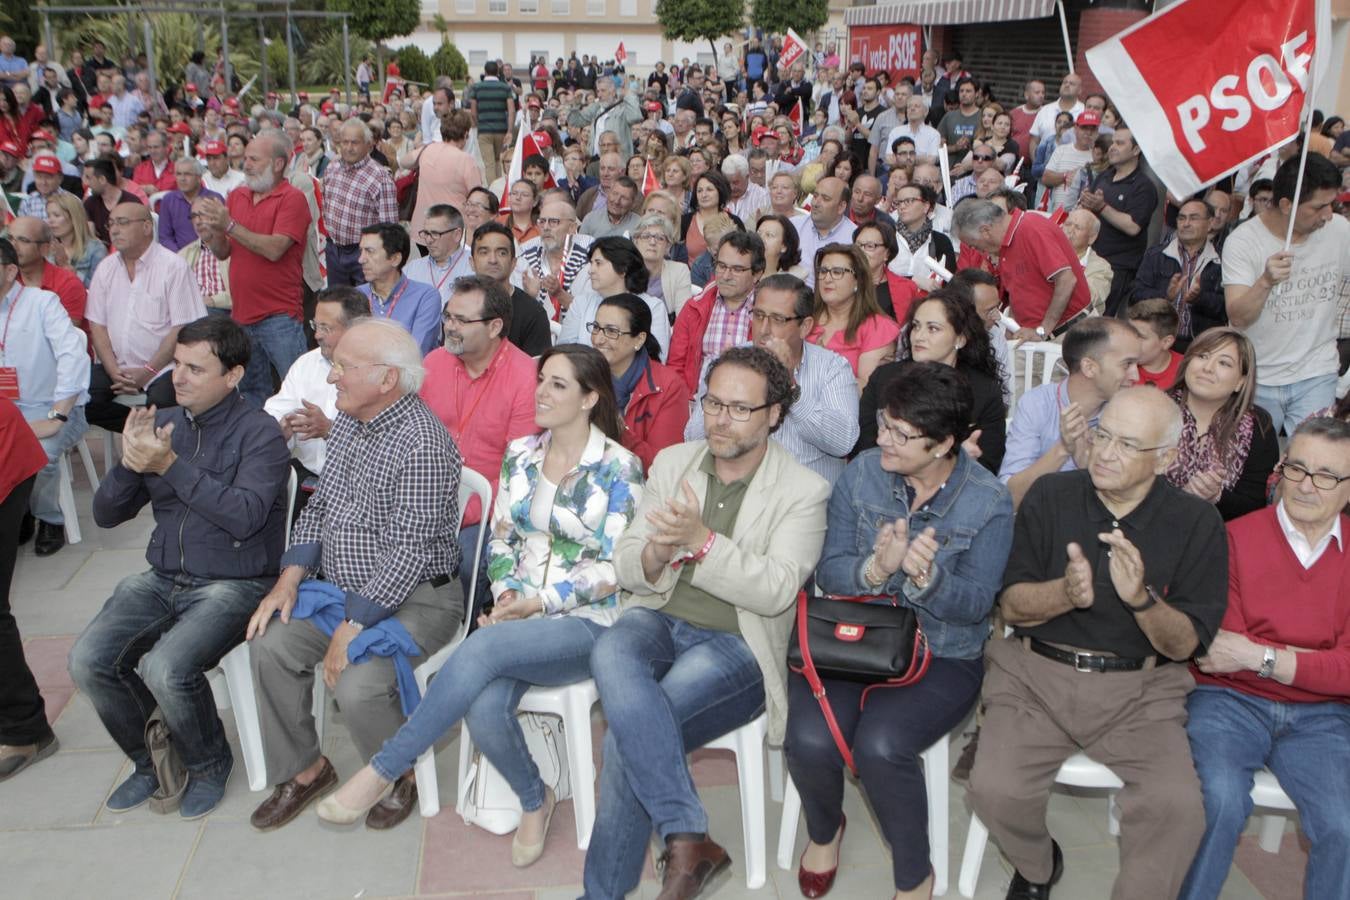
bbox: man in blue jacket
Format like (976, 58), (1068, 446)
(68, 315), (291, 819)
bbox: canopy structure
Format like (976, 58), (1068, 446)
(39, 1), (355, 106)
(845, 0), (1057, 27)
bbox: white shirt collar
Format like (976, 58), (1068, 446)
(1276, 500), (1343, 569)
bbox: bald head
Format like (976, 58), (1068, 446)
(1063, 208), (1101, 253)
(8, 216), (53, 268)
(812, 176), (848, 229)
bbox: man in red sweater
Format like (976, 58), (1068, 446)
(1183, 416), (1350, 900)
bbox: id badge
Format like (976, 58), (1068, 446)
(0, 366), (19, 400)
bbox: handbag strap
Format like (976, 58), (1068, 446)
(794, 590), (860, 777)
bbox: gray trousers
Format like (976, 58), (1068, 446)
(250, 580), (463, 784)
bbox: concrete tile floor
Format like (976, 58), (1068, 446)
(0, 454), (1302, 899)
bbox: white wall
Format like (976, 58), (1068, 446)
(511, 31), (568, 66)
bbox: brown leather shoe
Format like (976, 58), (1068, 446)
(364, 773), (417, 830)
(250, 758), (338, 831)
(654, 834), (731, 900)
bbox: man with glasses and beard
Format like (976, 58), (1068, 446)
(196, 130), (312, 407)
(516, 195), (593, 321)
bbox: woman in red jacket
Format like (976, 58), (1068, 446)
(588, 293), (690, 472)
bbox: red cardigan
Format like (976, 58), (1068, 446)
(667, 283), (722, 394)
(622, 359), (690, 473)
(1192, 506), (1350, 704)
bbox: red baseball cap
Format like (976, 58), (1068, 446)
(0, 140), (20, 158)
(224, 97), (240, 108)
(531, 131), (551, 149)
(644, 101), (663, 113)
(321, 101), (335, 114)
(185, 82), (198, 92)
(752, 126), (778, 146)
(167, 122), (192, 135)
(31, 154), (62, 175)
(1076, 109), (1102, 128)
(29, 128), (55, 143)
(202, 140), (226, 156)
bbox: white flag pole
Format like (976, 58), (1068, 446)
(1283, 1), (1325, 251)
(1056, 0), (1075, 74)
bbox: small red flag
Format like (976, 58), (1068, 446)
(615, 42), (627, 65)
(641, 159), (661, 196)
(788, 97), (804, 136)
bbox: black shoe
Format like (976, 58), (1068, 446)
(1006, 840), (1063, 900)
(18, 512), (35, 546)
(34, 521), (65, 557)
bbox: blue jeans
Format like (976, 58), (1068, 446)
(369, 615), (606, 809)
(785, 658), (983, 891)
(324, 242), (363, 288)
(582, 608), (765, 900)
(238, 314), (308, 408)
(1255, 373), (1338, 435)
(31, 405), (89, 525)
(1179, 685), (1350, 900)
(68, 569), (271, 778)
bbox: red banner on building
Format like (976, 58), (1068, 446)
(1086, 0), (1331, 198)
(848, 24), (924, 84)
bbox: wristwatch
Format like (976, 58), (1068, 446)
(343, 618), (365, 633)
(1257, 646), (1277, 679)
(1126, 584), (1161, 612)
(1034, 326), (1049, 339)
(47, 409), (69, 422)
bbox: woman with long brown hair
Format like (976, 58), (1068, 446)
(1165, 328), (1279, 520)
(808, 243), (901, 392)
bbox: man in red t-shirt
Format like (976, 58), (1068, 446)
(130, 129), (177, 197)
(198, 130), (312, 407)
(1008, 79), (1044, 170)
(954, 199), (1090, 343)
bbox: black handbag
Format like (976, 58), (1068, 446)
(787, 590), (931, 774)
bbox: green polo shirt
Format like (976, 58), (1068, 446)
(660, 452), (759, 634)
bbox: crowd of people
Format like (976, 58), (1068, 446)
(0, 30), (1348, 900)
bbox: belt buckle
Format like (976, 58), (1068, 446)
(1074, 652), (1096, 673)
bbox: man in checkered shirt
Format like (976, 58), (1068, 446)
(245, 318), (464, 833)
(321, 119), (398, 288)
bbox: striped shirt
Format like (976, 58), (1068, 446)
(321, 154), (399, 246)
(684, 341), (860, 484)
(700, 291), (754, 362)
(281, 392), (463, 626)
(468, 78), (515, 134)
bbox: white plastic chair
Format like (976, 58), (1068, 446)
(86, 395), (149, 476)
(777, 735), (950, 896)
(1014, 340), (1064, 402)
(956, 755), (1296, 897)
(703, 713), (773, 889)
(214, 466), (300, 791)
(56, 440), (100, 545)
(456, 679), (602, 845)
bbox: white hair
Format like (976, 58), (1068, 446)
(341, 117), (373, 144)
(347, 317), (426, 393)
(721, 154), (749, 178)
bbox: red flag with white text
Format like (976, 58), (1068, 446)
(1085, 0), (1332, 198)
(788, 97), (803, 136)
(778, 28), (808, 72)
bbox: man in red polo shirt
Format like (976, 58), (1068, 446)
(10, 216), (86, 329)
(953, 198), (1090, 343)
(131, 129), (177, 197)
(197, 129), (312, 407)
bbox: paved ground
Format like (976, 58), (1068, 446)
(1, 443), (1302, 899)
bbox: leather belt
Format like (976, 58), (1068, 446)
(1026, 637), (1158, 673)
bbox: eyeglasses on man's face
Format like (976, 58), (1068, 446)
(1088, 427), (1168, 459)
(700, 395), (770, 422)
(749, 309), (802, 327)
(1279, 462), (1350, 491)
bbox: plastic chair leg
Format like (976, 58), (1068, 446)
(924, 737), (950, 895)
(731, 724), (767, 889)
(56, 455), (81, 545)
(957, 814), (990, 898)
(76, 439), (100, 492)
(220, 644), (269, 792)
(1258, 814), (1286, 853)
(776, 777), (803, 871)
(562, 689), (598, 849)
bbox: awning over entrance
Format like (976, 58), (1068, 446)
(844, 0), (1057, 27)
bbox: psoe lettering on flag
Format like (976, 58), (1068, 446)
(779, 28), (808, 71)
(1086, 0), (1331, 199)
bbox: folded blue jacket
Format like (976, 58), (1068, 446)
(286, 580), (425, 716)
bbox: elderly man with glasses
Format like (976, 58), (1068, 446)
(404, 203), (476, 308)
(969, 386), (1229, 900)
(516, 195), (593, 320)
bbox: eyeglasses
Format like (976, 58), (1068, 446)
(1278, 462), (1350, 491)
(635, 231), (669, 243)
(308, 320), (339, 336)
(816, 265), (854, 280)
(1087, 427), (1169, 458)
(875, 413), (925, 445)
(750, 309), (803, 327)
(714, 261), (753, 275)
(465, 201), (493, 212)
(700, 395), (771, 422)
(855, 241), (886, 252)
(9, 235), (49, 245)
(896, 196), (925, 206)
(971, 154), (995, 162)
(108, 217), (152, 227)
(417, 227), (459, 239)
(585, 322), (634, 339)
(442, 312), (494, 326)
(330, 361), (388, 378)
(537, 217), (574, 227)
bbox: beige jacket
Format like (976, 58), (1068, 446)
(1082, 247), (1114, 317)
(660, 260), (694, 317)
(614, 440), (830, 743)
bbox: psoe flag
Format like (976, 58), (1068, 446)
(779, 28), (808, 71)
(1086, 0), (1332, 198)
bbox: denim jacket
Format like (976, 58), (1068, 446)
(816, 448), (1014, 659)
(488, 424), (645, 625)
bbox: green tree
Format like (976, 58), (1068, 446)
(655, 0), (745, 67)
(393, 44), (433, 89)
(431, 41), (468, 82)
(751, 0), (828, 39)
(300, 30), (374, 88)
(326, 0), (421, 46)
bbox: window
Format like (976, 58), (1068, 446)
(518, 0), (538, 12)
(488, 0), (507, 12)
(551, 0), (570, 12)
(586, 0), (605, 14)
(455, 0), (475, 12)
(469, 50), (489, 68)
(619, 0), (636, 13)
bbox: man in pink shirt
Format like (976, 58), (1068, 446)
(85, 202), (206, 430)
(419, 274), (537, 619)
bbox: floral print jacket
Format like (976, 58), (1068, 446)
(488, 425), (645, 624)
